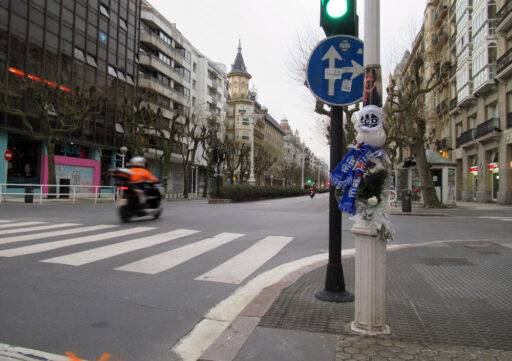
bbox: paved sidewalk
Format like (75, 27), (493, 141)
(235, 239), (512, 361)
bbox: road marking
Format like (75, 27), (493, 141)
(0, 342), (70, 361)
(42, 229), (200, 266)
(478, 216), (512, 222)
(0, 227), (155, 257)
(0, 223), (80, 236)
(116, 233), (245, 274)
(0, 225), (117, 246)
(196, 236), (294, 284)
(172, 252), (330, 361)
(0, 221), (46, 229)
(0, 220), (13, 223)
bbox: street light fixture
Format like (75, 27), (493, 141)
(120, 146), (128, 168)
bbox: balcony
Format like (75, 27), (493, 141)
(473, 64), (497, 95)
(507, 113), (512, 129)
(139, 53), (189, 86)
(450, 97), (457, 110)
(497, 47), (512, 79)
(140, 30), (190, 65)
(497, 0), (512, 34)
(138, 74), (190, 107)
(475, 118), (501, 139)
(456, 129), (475, 148)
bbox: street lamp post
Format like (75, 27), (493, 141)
(248, 116), (256, 185)
(301, 149), (305, 188)
(120, 146), (128, 168)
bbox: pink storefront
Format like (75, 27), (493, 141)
(40, 155), (101, 194)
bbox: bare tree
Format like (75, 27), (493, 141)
(254, 149), (276, 186)
(385, 58), (452, 208)
(0, 76), (103, 195)
(200, 116), (223, 196)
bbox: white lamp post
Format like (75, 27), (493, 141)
(120, 146), (128, 168)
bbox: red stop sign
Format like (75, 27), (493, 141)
(4, 149), (13, 161)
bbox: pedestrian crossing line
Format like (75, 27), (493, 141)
(195, 236), (294, 285)
(0, 223), (81, 236)
(116, 233), (245, 275)
(0, 221), (47, 230)
(42, 229), (200, 266)
(0, 227), (155, 257)
(0, 220), (14, 223)
(0, 225), (117, 246)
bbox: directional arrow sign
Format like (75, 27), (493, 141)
(307, 35), (364, 107)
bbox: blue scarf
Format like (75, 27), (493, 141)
(330, 143), (385, 215)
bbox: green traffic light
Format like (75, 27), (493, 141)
(325, 0), (348, 19)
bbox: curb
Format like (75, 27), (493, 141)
(208, 199), (233, 204)
(390, 212), (449, 217)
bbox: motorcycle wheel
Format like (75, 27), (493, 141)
(153, 209), (162, 220)
(119, 206), (132, 223)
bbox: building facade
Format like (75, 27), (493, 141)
(0, 0), (141, 189)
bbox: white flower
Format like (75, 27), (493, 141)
(368, 196), (379, 206)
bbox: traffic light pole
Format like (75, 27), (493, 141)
(315, 106), (354, 303)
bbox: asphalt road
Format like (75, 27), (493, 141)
(0, 195), (511, 361)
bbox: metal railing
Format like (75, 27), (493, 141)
(498, 47), (512, 75)
(456, 129), (475, 147)
(497, 0), (512, 28)
(0, 184), (118, 205)
(475, 118), (501, 138)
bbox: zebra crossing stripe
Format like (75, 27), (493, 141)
(0, 221), (47, 230)
(0, 225), (117, 246)
(41, 229), (200, 266)
(195, 236), (294, 285)
(116, 233), (245, 275)
(0, 220), (14, 223)
(0, 223), (80, 236)
(0, 227), (155, 257)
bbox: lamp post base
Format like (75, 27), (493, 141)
(315, 289), (354, 303)
(351, 322), (390, 336)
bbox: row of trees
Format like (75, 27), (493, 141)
(0, 73), (305, 197)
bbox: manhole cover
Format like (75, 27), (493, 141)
(421, 258), (474, 266)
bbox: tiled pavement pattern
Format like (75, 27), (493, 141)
(260, 240), (512, 357)
(335, 335), (512, 361)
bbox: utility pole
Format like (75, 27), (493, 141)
(301, 148), (305, 188)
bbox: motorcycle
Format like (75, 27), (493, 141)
(110, 168), (163, 223)
(310, 189), (316, 199)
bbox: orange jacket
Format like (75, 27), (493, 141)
(129, 167), (158, 183)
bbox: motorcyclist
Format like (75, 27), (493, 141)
(128, 156), (159, 205)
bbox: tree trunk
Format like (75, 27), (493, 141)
(160, 145), (172, 196)
(413, 141), (442, 208)
(203, 165), (211, 197)
(182, 162), (189, 199)
(46, 140), (57, 199)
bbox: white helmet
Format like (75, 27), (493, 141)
(129, 156), (146, 168)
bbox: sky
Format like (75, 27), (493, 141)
(148, 0), (426, 162)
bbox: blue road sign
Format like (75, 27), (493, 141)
(307, 35), (364, 107)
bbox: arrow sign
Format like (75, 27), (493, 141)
(322, 46), (343, 96)
(307, 35), (364, 107)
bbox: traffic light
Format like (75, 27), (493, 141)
(320, 0), (358, 37)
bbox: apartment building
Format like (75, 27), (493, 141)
(450, 0), (511, 204)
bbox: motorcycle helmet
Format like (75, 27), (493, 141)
(129, 156), (147, 168)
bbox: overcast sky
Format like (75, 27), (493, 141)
(148, 0), (426, 162)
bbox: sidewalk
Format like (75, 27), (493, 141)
(225, 239), (512, 361)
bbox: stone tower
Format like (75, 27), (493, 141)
(228, 40), (252, 100)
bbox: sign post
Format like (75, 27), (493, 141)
(307, 35), (364, 303)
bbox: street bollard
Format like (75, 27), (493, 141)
(401, 189), (412, 213)
(350, 217), (390, 336)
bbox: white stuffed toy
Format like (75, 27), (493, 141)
(353, 105), (387, 148)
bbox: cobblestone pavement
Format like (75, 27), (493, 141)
(260, 240), (512, 359)
(335, 335), (512, 361)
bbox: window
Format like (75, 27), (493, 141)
(117, 70), (126, 81)
(192, 80), (196, 89)
(119, 18), (128, 32)
(100, 4), (110, 18)
(99, 31), (108, 44)
(108, 65), (117, 77)
(241, 136), (249, 140)
(159, 52), (171, 66)
(126, 74), (134, 85)
(74, 47), (86, 62)
(86, 54), (97, 67)
(242, 118), (250, 125)
(159, 31), (171, 46)
(193, 63), (197, 72)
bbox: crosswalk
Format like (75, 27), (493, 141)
(0, 219), (295, 285)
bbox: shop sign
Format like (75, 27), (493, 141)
(488, 163), (499, 173)
(469, 166), (479, 175)
(4, 149), (13, 161)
